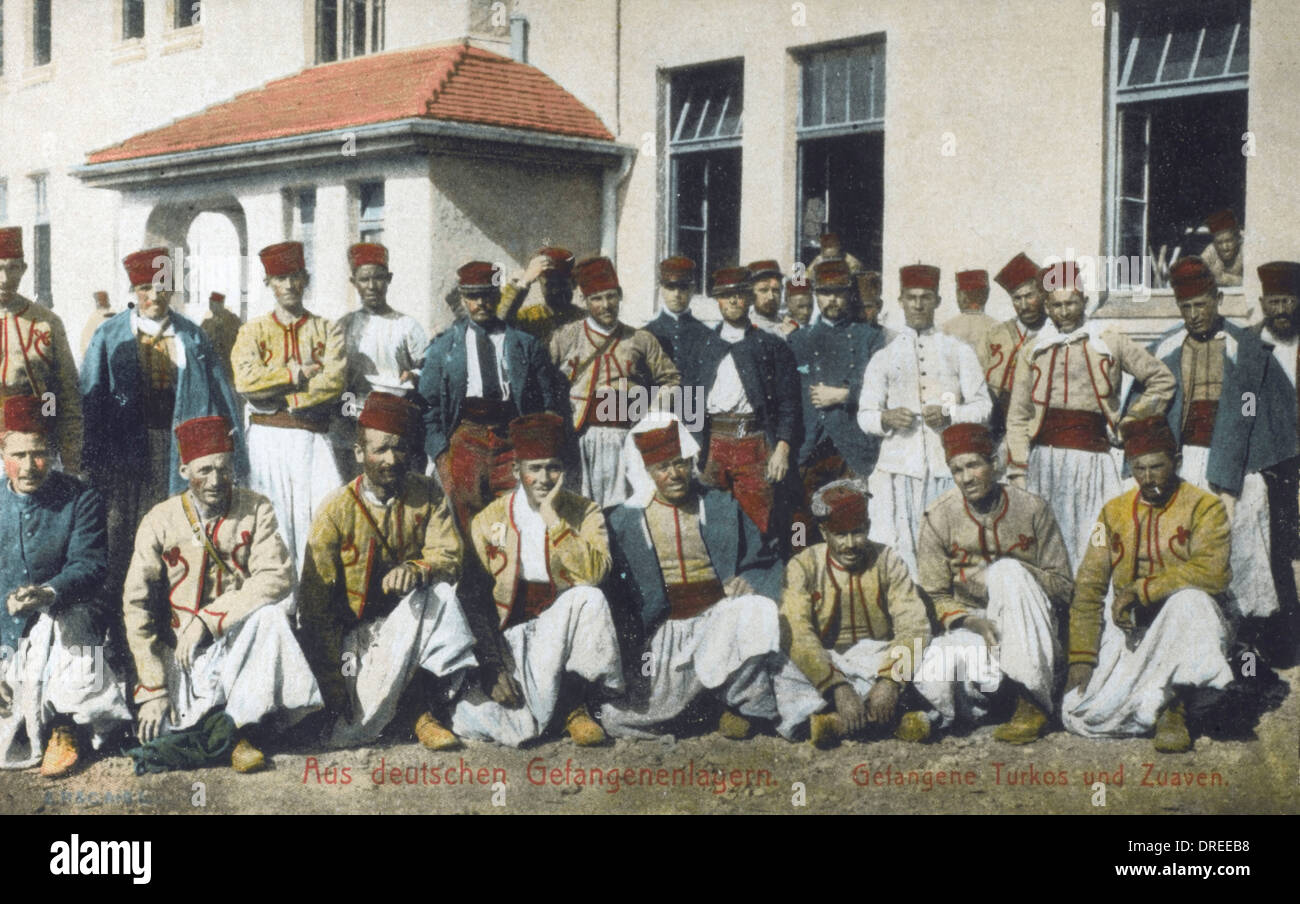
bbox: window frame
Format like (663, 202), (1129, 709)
(315, 0), (384, 65)
(121, 0), (145, 41)
(31, 172), (49, 305)
(31, 0), (51, 67)
(357, 180), (384, 243)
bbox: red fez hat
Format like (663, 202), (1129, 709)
(93, 291), (109, 305)
(1, 395), (48, 435)
(709, 267), (752, 297)
(574, 256), (621, 296)
(457, 261), (501, 293)
(941, 423), (995, 461)
(659, 256), (696, 285)
(956, 269), (989, 292)
(995, 253), (1040, 294)
(812, 259), (853, 291)
(509, 412), (566, 461)
(1258, 261), (1300, 297)
(1122, 416), (1178, 460)
(348, 243), (389, 270)
(747, 260), (783, 281)
(785, 277), (812, 297)
(123, 248), (172, 288)
(1038, 259), (1085, 294)
(538, 247), (575, 279)
(900, 264), (940, 291)
(259, 242), (306, 278)
(632, 422), (682, 467)
(1168, 257), (1217, 301)
(209, 292), (226, 304)
(820, 233), (842, 251)
(818, 484), (868, 533)
(175, 415), (235, 464)
(357, 391), (419, 439)
(1204, 209), (1238, 235)
(0, 227), (23, 260)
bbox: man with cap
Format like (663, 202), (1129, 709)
(644, 256), (716, 397)
(748, 259), (799, 339)
(698, 266), (802, 549)
(1129, 256), (1286, 621)
(1005, 260), (1174, 571)
(941, 269), (997, 364)
(79, 291), (115, 360)
(199, 291), (241, 382)
(914, 423), (1073, 744)
(1061, 417), (1234, 753)
(773, 478), (934, 748)
(1199, 209), (1244, 288)
(856, 271), (885, 330)
(497, 247), (585, 348)
(124, 414), (321, 773)
(785, 278), (814, 329)
(418, 260), (569, 535)
(0, 396), (132, 777)
(82, 247), (248, 599)
(788, 259), (887, 531)
(980, 253), (1048, 436)
(549, 255), (681, 509)
(451, 412), (624, 747)
(231, 241), (346, 571)
(299, 392), (478, 751)
(601, 417), (784, 739)
(856, 263), (992, 577)
(0, 226), (83, 475)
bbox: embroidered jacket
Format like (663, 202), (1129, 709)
(0, 296), (83, 472)
(230, 311), (346, 413)
(548, 320), (680, 432)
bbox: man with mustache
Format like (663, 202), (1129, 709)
(914, 424), (1073, 744)
(747, 259), (799, 339)
(773, 479), (933, 748)
(980, 253), (1048, 441)
(452, 412), (624, 747)
(124, 415), (320, 772)
(1061, 417), (1233, 753)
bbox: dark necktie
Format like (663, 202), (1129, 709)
(473, 323), (503, 400)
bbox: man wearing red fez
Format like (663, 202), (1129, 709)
(497, 246), (584, 348)
(645, 256), (716, 397)
(856, 271), (885, 328)
(941, 269), (996, 363)
(451, 412), (624, 747)
(231, 241), (346, 573)
(418, 260), (569, 535)
(548, 255), (681, 509)
(1062, 417), (1234, 754)
(856, 263), (992, 578)
(297, 392), (479, 751)
(914, 423), (1073, 744)
(1126, 256), (1285, 623)
(774, 478), (936, 748)
(982, 252), (1048, 435)
(198, 290), (241, 383)
(79, 290), (116, 360)
(1200, 208), (1243, 287)
(1005, 259), (1174, 572)
(0, 396), (131, 777)
(601, 415), (785, 740)
(82, 247), (248, 604)
(784, 277), (814, 328)
(0, 226), (83, 478)
(746, 259), (796, 339)
(698, 265), (802, 550)
(122, 414), (319, 773)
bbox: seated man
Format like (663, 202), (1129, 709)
(915, 424), (1074, 743)
(774, 479), (933, 748)
(1062, 417), (1234, 753)
(0, 396), (131, 777)
(452, 413), (624, 747)
(299, 393), (478, 751)
(124, 415), (322, 773)
(601, 417), (783, 739)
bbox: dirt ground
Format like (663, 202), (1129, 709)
(4, 664), (1296, 816)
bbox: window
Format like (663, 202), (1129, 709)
(1108, 0), (1249, 289)
(358, 181), (384, 242)
(1, 1), (6, 76)
(667, 62), (743, 292)
(796, 40), (885, 270)
(122, 0), (144, 40)
(32, 0), (51, 66)
(293, 187), (317, 274)
(173, 0), (199, 29)
(32, 174), (49, 305)
(316, 0), (383, 64)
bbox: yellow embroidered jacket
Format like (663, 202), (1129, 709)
(0, 297), (83, 472)
(230, 310), (346, 412)
(979, 317), (1037, 409)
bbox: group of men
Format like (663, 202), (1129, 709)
(0, 210), (1295, 779)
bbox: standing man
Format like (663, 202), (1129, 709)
(1061, 417), (1234, 753)
(418, 260), (569, 534)
(810, 233), (865, 278)
(0, 227), (83, 474)
(79, 291), (115, 360)
(549, 256), (680, 509)
(498, 247), (584, 348)
(231, 241), (346, 571)
(856, 271), (885, 329)
(1200, 209), (1244, 288)
(199, 291), (241, 382)
(0, 396), (132, 777)
(124, 415), (321, 772)
(941, 269), (997, 364)
(452, 413), (624, 747)
(1005, 260), (1175, 570)
(644, 256), (715, 394)
(748, 259), (798, 338)
(856, 263), (992, 576)
(784, 278), (814, 329)
(981, 253), (1047, 438)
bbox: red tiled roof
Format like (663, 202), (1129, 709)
(86, 42), (613, 164)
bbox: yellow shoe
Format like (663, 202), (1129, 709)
(414, 712), (462, 751)
(230, 737), (266, 774)
(894, 710), (932, 743)
(993, 695), (1049, 745)
(808, 712), (843, 749)
(717, 709), (754, 740)
(565, 705), (607, 747)
(1153, 701), (1192, 753)
(40, 725), (80, 779)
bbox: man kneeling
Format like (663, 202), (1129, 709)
(299, 393), (478, 750)
(125, 416), (322, 772)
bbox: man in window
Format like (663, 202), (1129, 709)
(980, 253), (1047, 439)
(747, 259), (799, 339)
(645, 256), (715, 402)
(1199, 209), (1243, 288)
(497, 247), (584, 349)
(940, 269), (997, 365)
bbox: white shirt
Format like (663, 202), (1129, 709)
(464, 324), (511, 400)
(1263, 329), (1298, 389)
(511, 487), (549, 582)
(339, 308), (428, 396)
(131, 310), (186, 369)
(706, 324), (754, 415)
(856, 325), (992, 479)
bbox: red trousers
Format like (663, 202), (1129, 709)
(703, 433), (776, 534)
(437, 421), (516, 534)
